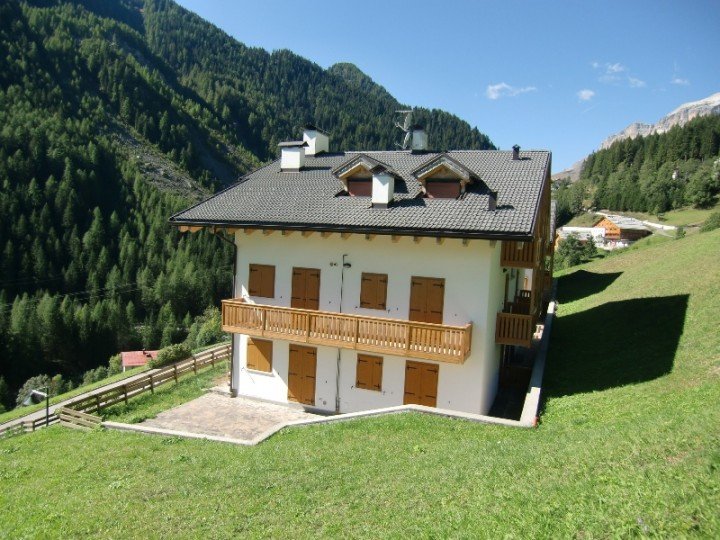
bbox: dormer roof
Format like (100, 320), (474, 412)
(411, 153), (478, 183)
(332, 154), (398, 179)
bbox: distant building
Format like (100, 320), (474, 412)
(121, 350), (158, 372)
(593, 215), (652, 248)
(555, 226), (606, 249)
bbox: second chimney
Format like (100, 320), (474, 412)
(279, 141), (307, 171)
(302, 124), (330, 156)
(512, 144), (520, 160)
(371, 166), (395, 208)
(488, 190), (498, 211)
(411, 125), (428, 151)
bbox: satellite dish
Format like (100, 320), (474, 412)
(395, 109), (414, 149)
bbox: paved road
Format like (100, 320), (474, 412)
(0, 368), (161, 430)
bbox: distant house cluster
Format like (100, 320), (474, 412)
(556, 214), (652, 251)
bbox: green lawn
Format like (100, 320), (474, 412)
(1, 231), (719, 538)
(101, 362), (229, 423)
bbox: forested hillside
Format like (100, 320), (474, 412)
(0, 0), (493, 408)
(554, 115), (720, 225)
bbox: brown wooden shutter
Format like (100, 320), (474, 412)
(249, 264), (275, 298)
(427, 279), (445, 324)
(409, 278), (426, 322)
(360, 273), (388, 310)
(360, 274), (375, 308)
(248, 264), (261, 296)
(247, 338), (272, 372)
(291, 268), (305, 308)
(356, 354), (382, 391)
(305, 269), (320, 310)
(261, 265), (275, 298)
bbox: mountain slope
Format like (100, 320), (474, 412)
(600, 92), (720, 150)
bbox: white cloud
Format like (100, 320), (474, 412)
(590, 61), (600, 69)
(628, 77), (646, 88)
(671, 77), (690, 86)
(485, 82), (537, 100)
(577, 89), (595, 101)
(606, 62), (626, 74)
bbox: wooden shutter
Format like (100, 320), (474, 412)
(427, 278), (445, 324)
(409, 278), (426, 322)
(291, 268), (320, 310)
(356, 354), (383, 391)
(305, 269), (320, 310)
(249, 264), (275, 298)
(409, 277), (444, 323)
(247, 338), (272, 372)
(360, 273), (388, 310)
(404, 360), (438, 407)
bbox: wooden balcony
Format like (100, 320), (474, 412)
(222, 300), (472, 364)
(495, 312), (536, 348)
(501, 240), (536, 268)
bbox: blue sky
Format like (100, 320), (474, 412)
(176, 0), (720, 172)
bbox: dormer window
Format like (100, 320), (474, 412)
(411, 154), (479, 199)
(332, 154), (397, 204)
(347, 174), (372, 196)
(426, 177), (461, 199)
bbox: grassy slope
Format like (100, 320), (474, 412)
(566, 202), (719, 228)
(0, 367), (146, 425)
(1, 232), (719, 538)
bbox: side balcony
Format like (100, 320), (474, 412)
(501, 240), (536, 269)
(495, 311), (537, 348)
(222, 299), (472, 364)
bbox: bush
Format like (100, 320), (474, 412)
(700, 211), (720, 232)
(82, 366), (108, 386)
(184, 307), (227, 350)
(150, 343), (192, 368)
(108, 353), (122, 375)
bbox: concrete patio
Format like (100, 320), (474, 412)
(136, 393), (321, 442)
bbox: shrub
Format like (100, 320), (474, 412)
(108, 353), (122, 375)
(185, 307), (227, 350)
(16, 374), (52, 407)
(150, 343), (192, 368)
(700, 211), (720, 232)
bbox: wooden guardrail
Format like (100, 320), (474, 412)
(495, 312), (535, 348)
(63, 343), (231, 415)
(57, 407), (101, 431)
(0, 415), (59, 438)
(222, 300), (472, 364)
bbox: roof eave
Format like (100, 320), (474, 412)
(167, 218), (533, 242)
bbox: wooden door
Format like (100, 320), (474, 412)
(288, 345), (317, 405)
(403, 360), (439, 407)
(409, 277), (445, 324)
(291, 267), (320, 310)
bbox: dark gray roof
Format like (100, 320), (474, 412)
(170, 150), (551, 239)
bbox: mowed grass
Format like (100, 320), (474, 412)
(1, 232), (719, 538)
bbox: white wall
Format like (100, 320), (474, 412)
(232, 232), (502, 414)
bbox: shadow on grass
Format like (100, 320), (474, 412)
(556, 270), (623, 304)
(545, 294), (689, 397)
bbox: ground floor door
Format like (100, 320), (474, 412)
(288, 345), (317, 405)
(403, 360), (439, 407)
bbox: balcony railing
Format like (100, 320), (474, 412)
(495, 312), (536, 348)
(501, 240), (536, 268)
(222, 300), (472, 364)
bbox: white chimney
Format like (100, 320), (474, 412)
(302, 124), (330, 156)
(279, 141), (306, 171)
(371, 168), (395, 208)
(411, 126), (428, 151)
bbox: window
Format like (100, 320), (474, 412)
(356, 354), (383, 391)
(360, 272), (387, 310)
(425, 179), (461, 199)
(248, 264), (275, 298)
(247, 338), (272, 372)
(347, 177), (372, 196)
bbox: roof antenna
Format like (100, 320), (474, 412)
(395, 109), (413, 150)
